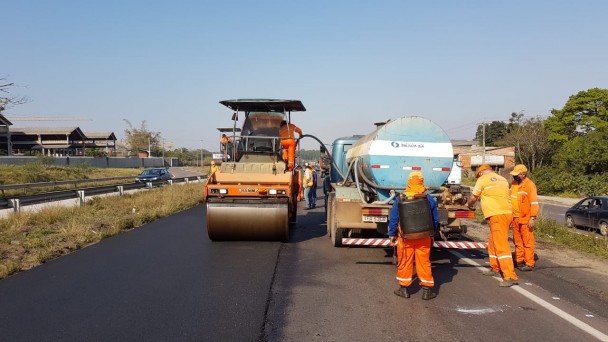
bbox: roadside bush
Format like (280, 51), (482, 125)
(532, 167), (608, 196)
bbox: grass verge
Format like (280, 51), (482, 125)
(535, 217), (608, 259)
(0, 182), (204, 279)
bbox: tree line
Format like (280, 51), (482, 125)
(476, 87), (608, 196)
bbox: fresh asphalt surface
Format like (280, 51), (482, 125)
(0, 205), (280, 341)
(0, 188), (607, 341)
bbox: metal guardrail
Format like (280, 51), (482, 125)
(0, 176), (135, 191)
(0, 176), (207, 212)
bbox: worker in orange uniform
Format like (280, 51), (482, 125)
(389, 171), (439, 300)
(510, 164), (539, 271)
(279, 120), (302, 171)
(467, 164), (518, 287)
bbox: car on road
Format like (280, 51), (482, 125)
(565, 196), (608, 236)
(135, 168), (174, 183)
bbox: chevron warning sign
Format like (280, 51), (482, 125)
(341, 238), (488, 249)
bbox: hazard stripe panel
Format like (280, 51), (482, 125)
(341, 238), (488, 249)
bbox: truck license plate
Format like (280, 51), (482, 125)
(362, 215), (387, 223)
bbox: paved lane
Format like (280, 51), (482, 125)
(0, 205), (280, 342)
(265, 200), (608, 342)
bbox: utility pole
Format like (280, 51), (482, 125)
(148, 135), (152, 158)
(482, 122), (486, 165)
(200, 140), (204, 169)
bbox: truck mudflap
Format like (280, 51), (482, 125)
(340, 238), (488, 249)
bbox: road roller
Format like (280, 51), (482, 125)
(205, 99), (305, 241)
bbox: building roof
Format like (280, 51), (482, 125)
(83, 132), (117, 140)
(10, 127), (86, 140)
(0, 113), (13, 126)
(11, 127), (82, 134)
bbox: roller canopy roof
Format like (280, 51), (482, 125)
(220, 99), (306, 112)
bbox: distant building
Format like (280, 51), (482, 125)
(0, 113), (12, 156)
(451, 139), (516, 172)
(81, 132), (117, 155)
(7, 127), (117, 156)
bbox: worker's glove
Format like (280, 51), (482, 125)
(389, 236), (398, 245)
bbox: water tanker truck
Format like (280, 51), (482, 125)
(325, 116), (475, 247)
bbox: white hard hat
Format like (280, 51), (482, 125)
(304, 162), (309, 166)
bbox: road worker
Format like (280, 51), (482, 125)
(467, 164), (518, 287)
(279, 120), (303, 171)
(303, 164), (314, 209)
(209, 160), (219, 183)
(220, 134), (232, 161)
(510, 164), (539, 271)
(389, 171), (439, 300)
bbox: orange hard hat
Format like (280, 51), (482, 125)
(476, 164), (492, 178)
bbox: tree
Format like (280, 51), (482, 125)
(502, 116), (551, 171)
(475, 120), (507, 146)
(552, 127), (608, 175)
(545, 88), (608, 145)
(122, 119), (162, 156)
(0, 77), (28, 114)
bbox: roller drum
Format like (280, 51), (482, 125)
(206, 200), (289, 241)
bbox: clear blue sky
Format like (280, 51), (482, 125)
(3, 0), (607, 151)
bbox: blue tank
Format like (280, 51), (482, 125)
(342, 116), (454, 200)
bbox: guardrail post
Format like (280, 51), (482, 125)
(168, 180), (173, 186)
(197, 176), (202, 182)
(146, 182), (153, 189)
(116, 185), (124, 196)
(10, 199), (20, 213)
(78, 190), (85, 206)
(185, 177), (190, 184)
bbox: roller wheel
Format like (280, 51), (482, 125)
(289, 192), (298, 223)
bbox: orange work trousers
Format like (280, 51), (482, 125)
(281, 139), (296, 170)
(395, 236), (434, 288)
(512, 217), (535, 267)
(487, 214), (517, 280)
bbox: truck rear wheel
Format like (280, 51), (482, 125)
(327, 193), (344, 247)
(326, 193), (334, 236)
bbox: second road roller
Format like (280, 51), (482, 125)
(204, 99), (304, 241)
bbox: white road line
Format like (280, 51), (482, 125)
(450, 250), (608, 342)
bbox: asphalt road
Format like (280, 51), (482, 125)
(1, 191), (607, 341)
(0, 206), (280, 342)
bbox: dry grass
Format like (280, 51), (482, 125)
(0, 164), (142, 197)
(534, 217), (608, 258)
(0, 182), (204, 279)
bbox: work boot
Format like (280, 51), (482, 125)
(520, 265), (534, 272)
(481, 269), (501, 277)
(422, 286), (437, 300)
(499, 278), (518, 287)
(393, 286), (410, 299)
(516, 262), (525, 270)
